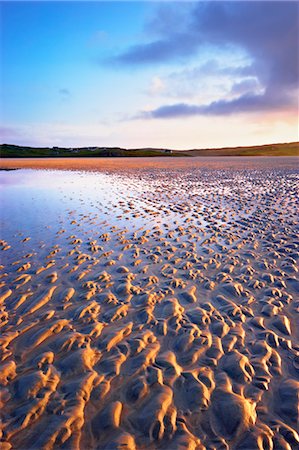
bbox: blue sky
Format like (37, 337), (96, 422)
(1, 1), (298, 148)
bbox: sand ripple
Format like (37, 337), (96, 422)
(0, 159), (298, 449)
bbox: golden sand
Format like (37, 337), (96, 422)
(1, 155), (298, 172)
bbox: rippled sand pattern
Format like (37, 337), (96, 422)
(0, 158), (298, 450)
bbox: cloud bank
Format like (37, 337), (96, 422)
(114, 2), (299, 118)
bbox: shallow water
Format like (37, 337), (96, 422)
(1, 169), (134, 237)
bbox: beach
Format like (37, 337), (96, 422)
(0, 157), (298, 450)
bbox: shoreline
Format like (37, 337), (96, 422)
(0, 155), (298, 172)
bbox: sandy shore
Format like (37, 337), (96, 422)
(1, 155), (298, 172)
(0, 158), (298, 449)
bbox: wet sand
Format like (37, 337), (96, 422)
(1, 156), (298, 171)
(0, 157), (298, 450)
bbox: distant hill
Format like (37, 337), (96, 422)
(0, 144), (182, 158)
(183, 142), (299, 157)
(0, 142), (298, 158)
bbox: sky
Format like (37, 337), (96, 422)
(1, 1), (298, 149)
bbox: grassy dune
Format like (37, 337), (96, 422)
(184, 142), (299, 157)
(0, 141), (298, 158)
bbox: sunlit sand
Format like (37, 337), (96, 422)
(0, 157), (298, 449)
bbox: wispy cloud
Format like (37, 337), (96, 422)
(141, 89), (297, 119)
(147, 76), (165, 96)
(113, 34), (199, 65)
(59, 88), (71, 97)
